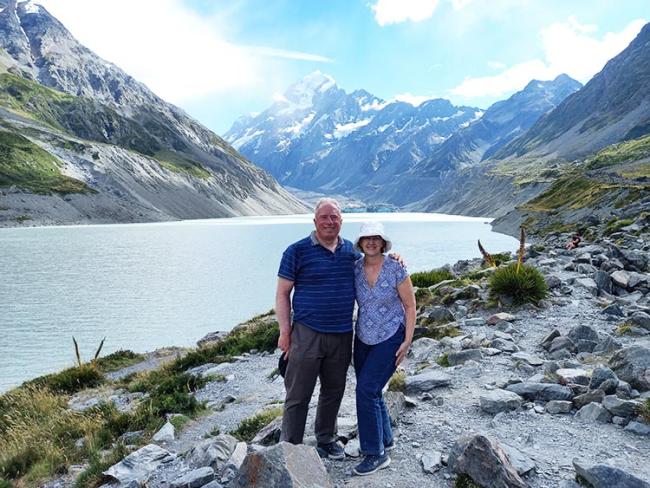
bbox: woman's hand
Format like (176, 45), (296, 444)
(395, 340), (411, 366)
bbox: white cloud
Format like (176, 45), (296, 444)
(371, 0), (440, 26)
(450, 17), (646, 99)
(393, 93), (434, 106)
(487, 60), (506, 70)
(36, 0), (330, 104)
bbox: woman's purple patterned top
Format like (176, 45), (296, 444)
(354, 256), (408, 345)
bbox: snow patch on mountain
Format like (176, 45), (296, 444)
(333, 118), (371, 138)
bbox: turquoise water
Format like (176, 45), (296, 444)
(0, 213), (517, 391)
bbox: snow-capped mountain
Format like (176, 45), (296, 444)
(224, 71), (481, 194)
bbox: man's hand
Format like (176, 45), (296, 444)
(278, 332), (291, 359)
(395, 340), (411, 366)
(388, 251), (406, 267)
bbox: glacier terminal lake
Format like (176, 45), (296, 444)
(0, 213), (518, 391)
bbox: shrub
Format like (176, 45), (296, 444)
(25, 364), (104, 394)
(387, 370), (406, 392)
(73, 443), (129, 488)
(455, 474), (482, 488)
(639, 399), (650, 423)
(229, 407), (283, 443)
(411, 268), (455, 288)
(95, 350), (144, 373)
(488, 263), (548, 306)
(604, 218), (634, 236)
(436, 353), (451, 367)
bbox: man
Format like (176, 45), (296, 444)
(276, 197), (357, 459)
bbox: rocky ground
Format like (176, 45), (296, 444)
(56, 221), (650, 488)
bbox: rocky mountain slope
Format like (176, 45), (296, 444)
(224, 71), (481, 198)
(0, 0), (306, 227)
(495, 22), (650, 162)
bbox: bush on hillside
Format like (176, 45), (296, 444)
(488, 263), (548, 306)
(25, 364), (104, 395)
(411, 268), (455, 288)
(229, 407), (283, 443)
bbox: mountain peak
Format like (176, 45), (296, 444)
(284, 70), (337, 107)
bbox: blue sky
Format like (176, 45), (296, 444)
(38, 0), (649, 134)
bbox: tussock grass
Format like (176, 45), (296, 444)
(411, 268), (455, 288)
(488, 263), (548, 306)
(0, 387), (104, 482)
(387, 370), (406, 392)
(604, 218), (634, 236)
(436, 353), (451, 368)
(455, 474), (482, 488)
(95, 350), (145, 373)
(639, 399), (650, 423)
(25, 364), (104, 395)
(229, 407), (283, 443)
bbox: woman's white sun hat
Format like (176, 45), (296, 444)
(354, 221), (392, 253)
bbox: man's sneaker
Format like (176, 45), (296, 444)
(384, 439), (396, 451)
(353, 453), (391, 476)
(316, 441), (345, 460)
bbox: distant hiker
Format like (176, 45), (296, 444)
(276, 199), (403, 461)
(351, 221), (415, 476)
(565, 233), (582, 250)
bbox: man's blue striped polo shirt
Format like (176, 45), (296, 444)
(278, 231), (360, 333)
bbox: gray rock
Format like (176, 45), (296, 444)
(511, 353), (544, 366)
(601, 303), (624, 316)
(384, 391), (405, 427)
(405, 370), (452, 393)
(599, 378), (619, 395)
(103, 444), (175, 485)
(602, 395), (638, 418)
(447, 434), (527, 488)
(197, 331), (229, 348)
(549, 336), (576, 353)
(589, 367), (618, 390)
(609, 346), (650, 391)
(486, 313), (516, 325)
(568, 325), (599, 344)
(556, 368), (590, 385)
(425, 306), (455, 323)
(501, 444), (536, 475)
(170, 467), (214, 488)
(611, 270), (631, 289)
(624, 421), (650, 436)
(152, 421), (175, 443)
(506, 382), (573, 402)
(573, 459), (650, 488)
(545, 400), (572, 414)
(540, 329), (561, 350)
(185, 435), (238, 470)
(421, 450), (443, 473)
(491, 338), (519, 353)
(251, 416), (282, 446)
(631, 311), (650, 330)
(593, 335), (623, 354)
(573, 389), (605, 409)
(344, 438), (360, 457)
(409, 338), (440, 362)
(594, 270), (613, 295)
(575, 277), (598, 295)
(448, 349), (483, 366)
(464, 317), (485, 327)
(232, 442), (332, 488)
(545, 275), (562, 289)
(575, 403), (612, 423)
(479, 390), (523, 414)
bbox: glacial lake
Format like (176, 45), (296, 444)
(0, 213), (517, 391)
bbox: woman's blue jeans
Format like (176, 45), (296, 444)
(354, 326), (404, 456)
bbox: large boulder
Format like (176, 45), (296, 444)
(448, 434), (527, 488)
(506, 383), (573, 402)
(185, 434), (238, 470)
(573, 459), (650, 488)
(169, 467), (215, 488)
(479, 390), (523, 415)
(103, 444), (175, 485)
(609, 346), (650, 391)
(232, 442), (332, 488)
(448, 349), (483, 366)
(405, 370), (452, 393)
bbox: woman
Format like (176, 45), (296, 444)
(352, 221), (416, 476)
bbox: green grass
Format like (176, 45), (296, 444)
(387, 370), (406, 392)
(0, 129), (92, 194)
(411, 268), (455, 288)
(436, 353), (451, 367)
(639, 399), (650, 423)
(455, 474), (482, 488)
(25, 364), (104, 395)
(604, 217), (634, 236)
(489, 263), (548, 306)
(616, 322), (634, 336)
(521, 175), (610, 212)
(229, 407), (283, 443)
(94, 350), (145, 373)
(417, 324), (462, 340)
(585, 134), (650, 170)
(73, 443), (129, 488)
(154, 150), (211, 179)
(171, 311), (280, 372)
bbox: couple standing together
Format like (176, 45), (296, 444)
(275, 198), (416, 476)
